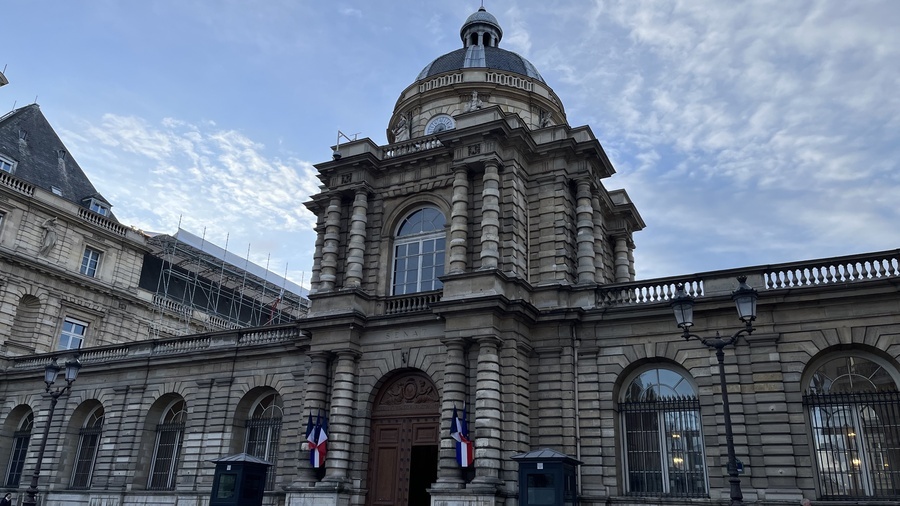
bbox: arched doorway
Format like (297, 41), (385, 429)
(366, 370), (440, 506)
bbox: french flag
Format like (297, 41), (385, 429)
(306, 410), (328, 468)
(451, 405), (474, 468)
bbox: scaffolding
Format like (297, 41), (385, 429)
(141, 228), (309, 338)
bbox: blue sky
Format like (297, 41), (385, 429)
(3, 1), (898, 285)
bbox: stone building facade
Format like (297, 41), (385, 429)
(2, 7), (900, 506)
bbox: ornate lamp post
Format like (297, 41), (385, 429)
(22, 358), (81, 506)
(671, 276), (758, 506)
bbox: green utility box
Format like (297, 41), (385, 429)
(209, 453), (272, 506)
(512, 448), (582, 506)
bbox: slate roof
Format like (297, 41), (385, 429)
(416, 46), (545, 83)
(0, 104), (117, 221)
(415, 7), (544, 83)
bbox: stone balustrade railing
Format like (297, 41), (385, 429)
(0, 170), (35, 196)
(5, 323), (303, 372)
(78, 207), (128, 236)
(597, 249), (900, 307)
(383, 137), (443, 159)
(384, 291), (442, 315)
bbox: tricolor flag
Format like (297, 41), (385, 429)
(450, 405), (474, 467)
(307, 410), (328, 468)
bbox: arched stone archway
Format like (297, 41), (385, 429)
(366, 370), (440, 506)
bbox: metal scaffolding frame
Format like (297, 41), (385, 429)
(143, 228), (308, 338)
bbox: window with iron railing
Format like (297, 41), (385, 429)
(148, 400), (186, 490)
(4, 412), (33, 487)
(71, 407), (104, 489)
(244, 392), (283, 490)
(620, 367), (707, 498)
(804, 355), (900, 500)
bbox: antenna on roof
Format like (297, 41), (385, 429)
(33, 95), (38, 104)
(333, 130), (360, 160)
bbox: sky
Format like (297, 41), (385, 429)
(2, 0), (899, 285)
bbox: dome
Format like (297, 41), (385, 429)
(460, 7), (502, 40)
(415, 7), (545, 83)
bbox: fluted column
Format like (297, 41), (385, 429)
(472, 336), (502, 485)
(293, 352), (330, 485)
(614, 236), (630, 283)
(479, 162), (500, 269)
(344, 190), (368, 288)
(575, 180), (596, 284)
(436, 338), (468, 485)
(319, 197), (342, 291)
(448, 168), (470, 274)
(325, 350), (360, 483)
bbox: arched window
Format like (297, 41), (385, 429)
(392, 207), (446, 295)
(244, 393), (283, 490)
(148, 399), (186, 490)
(71, 406), (104, 489)
(4, 412), (33, 487)
(619, 367), (707, 497)
(804, 355), (900, 499)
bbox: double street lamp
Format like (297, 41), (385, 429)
(22, 357), (82, 506)
(671, 276), (758, 506)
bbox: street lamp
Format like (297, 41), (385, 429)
(671, 276), (758, 506)
(22, 357), (82, 506)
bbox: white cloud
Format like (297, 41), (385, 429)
(61, 114), (321, 284)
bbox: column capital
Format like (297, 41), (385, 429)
(473, 335), (502, 349)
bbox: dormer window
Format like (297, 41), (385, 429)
(88, 199), (109, 216)
(0, 155), (14, 173)
(51, 186), (63, 196)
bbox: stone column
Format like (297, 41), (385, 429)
(614, 236), (630, 283)
(435, 337), (468, 486)
(310, 222), (325, 294)
(448, 168), (470, 274)
(292, 351), (330, 485)
(628, 243), (636, 281)
(344, 190), (368, 288)
(324, 350), (360, 483)
(479, 161), (501, 269)
(472, 336), (503, 487)
(592, 194), (607, 283)
(575, 180), (596, 284)
(319, 197), (342, 291)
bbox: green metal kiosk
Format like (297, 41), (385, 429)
(512, 448), (582, 506)
(209, 453), (272, 506)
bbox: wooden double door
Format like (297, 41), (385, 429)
(366, 371), (440, 506)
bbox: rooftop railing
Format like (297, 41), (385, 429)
(6, 322), (303, 372)
(597, 249), (900, 307)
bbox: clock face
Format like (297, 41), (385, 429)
(425, 115), (455, 135)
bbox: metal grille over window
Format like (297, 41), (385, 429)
(392, 207), (446, 295)
(804, 356), (900, 500)
(244, 393), (283, 490)
(148, 400), (186, 490)
(620, 368), (707, 498)
(71, 407), (104, 489)
(4, 412), (33, 487)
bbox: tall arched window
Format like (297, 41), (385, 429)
(4, 412), (33, 487)
(148, 399), (186, 490)
(804, 355), (900, 499)
(392, 207), (446, 295)
(244, 393), (283, 490)
(71, 406), (104, 489)
(619, 367), (707, 497)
